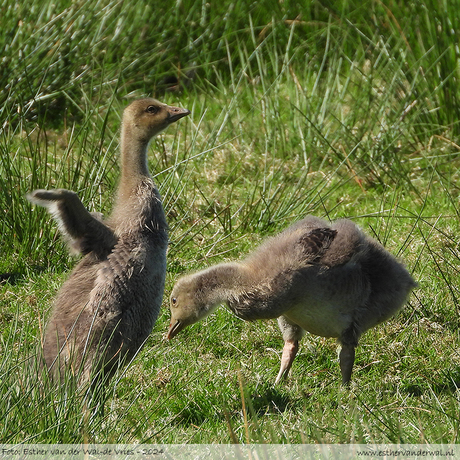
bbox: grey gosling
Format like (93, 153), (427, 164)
(168, 216), (416, 385)
(28, 98), (190, 384)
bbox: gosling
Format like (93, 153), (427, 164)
(28, 98), (190, 385)
(168, 216), (416, 385)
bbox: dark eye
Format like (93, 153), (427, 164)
(171, 298), (177, 305)
(146, 105), (159, 114)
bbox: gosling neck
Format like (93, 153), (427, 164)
(198, 262), (251, 306)
(118, 125), (153, 200)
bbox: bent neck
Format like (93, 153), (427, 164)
(198, 262), (250, 306)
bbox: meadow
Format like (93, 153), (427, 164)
(1, 0), (460, 445)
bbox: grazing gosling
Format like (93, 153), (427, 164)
(168, 216), (416, 385)
(28, 99), (190, 384)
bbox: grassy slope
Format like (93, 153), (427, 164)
(1, 0), (460, 444)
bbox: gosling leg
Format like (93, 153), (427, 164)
(339, 344), (355, 385)
(275, 339), (299, 384)
(275, 315), (305, 384)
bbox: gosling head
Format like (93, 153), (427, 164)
(167, 273), (220, 340)
(123, 98), (190, 142)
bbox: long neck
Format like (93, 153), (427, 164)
(117, 124), (152, 201)
(214, 261), (282, 321)
(198, 262), (251, 307)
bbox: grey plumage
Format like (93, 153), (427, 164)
(168, 215), (416, 384)
(28, 98), (190, 384)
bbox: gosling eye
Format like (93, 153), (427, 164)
(146, 105), (160, 114)
(171, 297), (177, 306)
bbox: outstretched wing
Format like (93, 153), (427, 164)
(27, 188), (117, 257)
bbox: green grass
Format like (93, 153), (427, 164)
(1, 0), (460, 445)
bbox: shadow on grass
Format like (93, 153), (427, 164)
(432, 369), (460, 395)
(166, 384), (300, 429)
(0, 272), (22, 284)
(249, 385), (300, 416)
(0, 265), (47, 286)
(402, 368), (460, 396)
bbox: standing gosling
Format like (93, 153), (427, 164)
(28, 99), (190, 384)
(168, 216), (416, 384)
